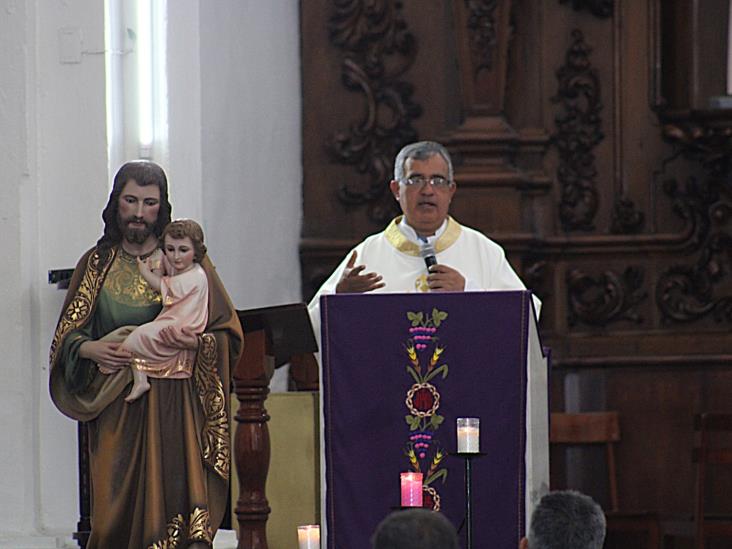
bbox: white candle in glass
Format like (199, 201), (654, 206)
(457, 417), (480, 453)
(297, 524), (320, 549)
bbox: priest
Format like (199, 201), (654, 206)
(308, 140), (539, 339)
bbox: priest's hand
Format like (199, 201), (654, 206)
(159, 325), (200, 350)
(427, 264), (466, 292)
(335, 251), (385, 294)
(80, 340), (132, 370)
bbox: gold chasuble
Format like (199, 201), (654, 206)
(50, 246), (243, 549)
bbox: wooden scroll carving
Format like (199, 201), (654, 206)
(552, 29), (603, 232)
(567, 266), (647, 327)
(465, 0), (499, 77)
(655, 116), (732, 324)
(446, 0), (513, 145)
(610, 195), (645, 234)
(452, 0), (510, 116)
(327, 0), (422, 223)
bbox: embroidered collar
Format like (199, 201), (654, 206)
(383, 216), (462, 256)
(397, 217), (448, 244)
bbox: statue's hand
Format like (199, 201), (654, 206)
(136, 256), (152, 274)
(80, 340), (132, 370)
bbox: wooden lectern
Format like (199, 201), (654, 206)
(233, 303), (319, 549)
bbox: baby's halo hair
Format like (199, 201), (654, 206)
(161, 219), (207, 262)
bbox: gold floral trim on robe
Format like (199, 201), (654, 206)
(148, 507), (213, 549)
(383, 215), (462, 255)
(105, 248), (163, 306)
(194, 333), (230, 480)
(49, 247), (118, 368)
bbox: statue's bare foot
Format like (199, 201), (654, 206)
(125, 380), (151, 402)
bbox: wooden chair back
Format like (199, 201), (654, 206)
(693, 413), (732, 549)
(550, 411), (621, 512)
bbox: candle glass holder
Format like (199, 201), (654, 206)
(457, 417), (480, 453)
(297, 524), (320, 549)
(451, 451), (486, 549)
(400, 472), (424, 507)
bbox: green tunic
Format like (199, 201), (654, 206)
(60, 249), (162, 394)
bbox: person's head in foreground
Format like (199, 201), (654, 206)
(520, 490), (606, 549)
(371, 508), (459, 549)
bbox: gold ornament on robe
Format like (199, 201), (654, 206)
(194, 333), (230, 480)
(49, 248), (117, 368)
(148, 507), (213, 549)
(414, 274), (430, 292)
(105, 248), (163, 306)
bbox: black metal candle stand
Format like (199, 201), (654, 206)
(452, 452), (486, 549)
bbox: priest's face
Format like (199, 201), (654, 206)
(117, 179), (161, 245)
(390, 154), (456, 237)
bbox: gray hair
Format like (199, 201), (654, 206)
(393, 141), (454, 182)
(371, 509), (459, 549)
(528, 491), (606, 549)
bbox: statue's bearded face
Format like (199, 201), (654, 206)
(116, 179), (161, 245)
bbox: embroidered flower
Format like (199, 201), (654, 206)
(66, 298), (90, 322)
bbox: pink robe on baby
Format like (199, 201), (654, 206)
(121, 263), (209, 379)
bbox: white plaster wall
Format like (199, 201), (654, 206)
(200, 0), (303, 310)
(0, 0), (38, 536)
(0, 0), (302, 543)
(35, 0), (111, 535)
(167, 0), (203, 222)
(0, 0), (109, 543)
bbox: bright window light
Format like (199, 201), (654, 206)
(151, 0), (168, 161)
(105, 0), (168, 166)
(136, 0), (154, 155)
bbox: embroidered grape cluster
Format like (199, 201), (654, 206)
(409, 326), (437, 349)
(409, 431), (433, 459)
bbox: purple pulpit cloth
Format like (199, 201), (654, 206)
(320, 291), (548, 549)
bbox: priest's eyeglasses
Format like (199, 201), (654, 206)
(400, 176), (454, 190)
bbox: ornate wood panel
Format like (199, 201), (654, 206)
(300, 0), (732, 529)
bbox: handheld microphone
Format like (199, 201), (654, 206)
(419, 242), (438, 270)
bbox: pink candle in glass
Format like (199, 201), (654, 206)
(400, 472), (423, 507)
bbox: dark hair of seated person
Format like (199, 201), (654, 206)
(371, 509), (459, 549)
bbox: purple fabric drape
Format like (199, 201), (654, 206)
(321, 291), (531, 549)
